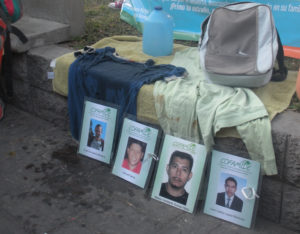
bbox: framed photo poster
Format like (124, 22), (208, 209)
(151, 134), (207, 213)
(112, 117), (160, 188)
(78, 98), (118, 164)
(203, 150), (261, 228)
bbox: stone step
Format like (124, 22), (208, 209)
(10, 44), (300, 232)
(11, 16), (70, 53)
(12, 44), (74, 129)
(22, 0), (84, 38)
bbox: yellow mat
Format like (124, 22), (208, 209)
(53, 36), (298, 138)
(52, 36), (188, 97)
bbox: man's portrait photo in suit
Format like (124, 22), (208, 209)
(216, 176), (244, 212)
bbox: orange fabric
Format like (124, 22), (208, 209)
(283, 46), (300, 59)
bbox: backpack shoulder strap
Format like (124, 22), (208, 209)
(198, 15), (210, 47)
(271, 30), (288, 82)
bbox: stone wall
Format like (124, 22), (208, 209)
(22, 0), (85, 37)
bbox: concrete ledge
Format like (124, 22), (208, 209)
(258, 177), (282, 223)
(11, 16), (70, 53)
(22, 0), (84, 37)
(272, 131), (287, 179)
(281, 184), (300, 230)
(272, 111), (300, 186)
(13, 79), (69, 130)
(285, 137), (300, 186)
(10, 44), (300, 232)
(13, 45), (74, 88)
(12, 45), (74, 129)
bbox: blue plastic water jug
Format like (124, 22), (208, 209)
(142, 6), (173, 57)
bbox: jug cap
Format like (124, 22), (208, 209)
(154, 6), (162, 10)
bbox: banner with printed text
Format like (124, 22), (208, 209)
(121, 0), (300, 48)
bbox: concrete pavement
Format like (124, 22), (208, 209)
(0, 105), (298, 234)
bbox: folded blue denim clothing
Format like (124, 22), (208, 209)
(68, 46), (186, 140)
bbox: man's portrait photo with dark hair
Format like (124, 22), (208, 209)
(87, 119), (106, 151)
(159, 150), (194, 205)
(216, 176), (244, 212)
(122, 137), (147, 175)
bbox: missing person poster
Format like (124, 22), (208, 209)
(203, 150), (260, 228)
(112, 118), (160, 188)
(78, 99), (118, 164)
(151, 134), (207, 213)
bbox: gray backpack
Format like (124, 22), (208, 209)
(198, 2), (287, 88)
